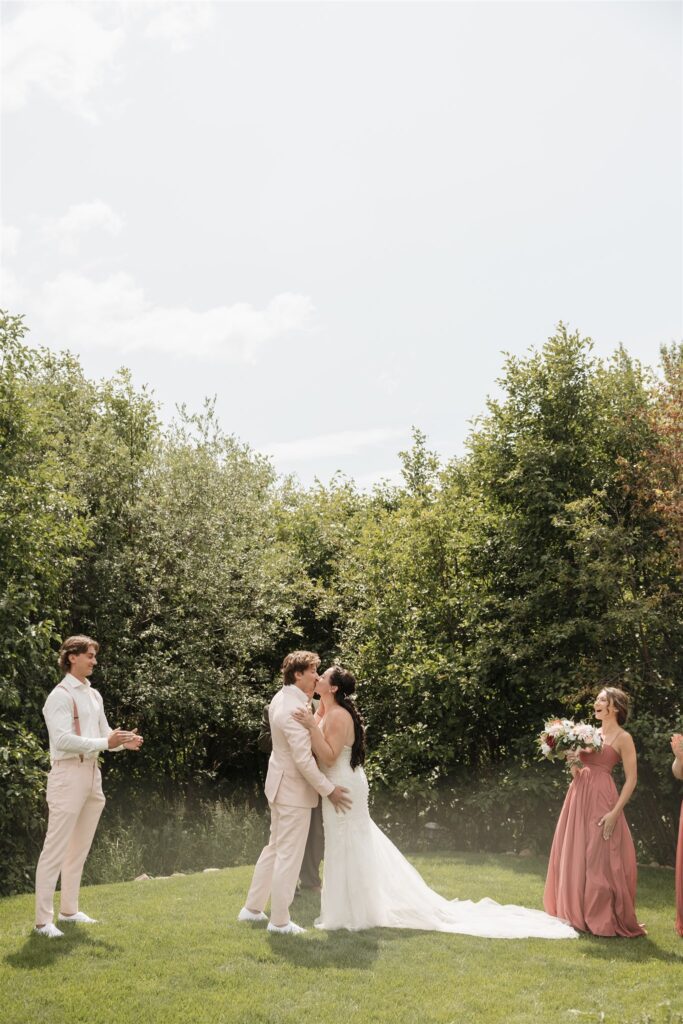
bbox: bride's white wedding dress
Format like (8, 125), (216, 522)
(316, 746), (577, 939)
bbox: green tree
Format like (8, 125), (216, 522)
(0, 313), (90, 891)
(97, 402), (306, 796)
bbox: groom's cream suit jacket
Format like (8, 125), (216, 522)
(265, 685), (334, 808)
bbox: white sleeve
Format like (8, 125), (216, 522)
(43, 691), (109, 755)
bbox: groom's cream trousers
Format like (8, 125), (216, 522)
(35, 758), (106, 926)
(245, 802), (312, 925)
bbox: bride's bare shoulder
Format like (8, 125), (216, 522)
(326, 705), (352, 723)
(321, 705), (352, 733)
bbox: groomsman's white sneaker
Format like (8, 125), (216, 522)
(58, 911), (98, 924)
(237, 907), (268, 923)
(267, 920), (306, 935)
(34, 923), (64, 938)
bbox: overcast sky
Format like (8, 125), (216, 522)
(1, 1), (681, 487)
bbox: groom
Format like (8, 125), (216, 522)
(238, 651), (351, 935)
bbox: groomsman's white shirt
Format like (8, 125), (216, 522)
(42, 673), (120, 763)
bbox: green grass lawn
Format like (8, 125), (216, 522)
(1, 853), (681, 1024)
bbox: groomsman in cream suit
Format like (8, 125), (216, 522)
(34, 635), (143, 937)
(238, 651), (351, 935)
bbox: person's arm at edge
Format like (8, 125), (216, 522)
(672, 734), (683, 780)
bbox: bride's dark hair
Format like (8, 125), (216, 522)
(328, 666), (366, 770)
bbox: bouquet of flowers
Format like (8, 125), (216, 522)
(538, 718), (603, 763)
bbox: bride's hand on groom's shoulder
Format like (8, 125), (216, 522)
(292, 708), (314, 731)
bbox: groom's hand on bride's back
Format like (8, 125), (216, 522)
(328, 786), (352, 813)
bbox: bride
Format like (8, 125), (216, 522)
(292, 666), (577, 940)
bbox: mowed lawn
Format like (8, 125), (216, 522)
(1, 853), (681, 1024)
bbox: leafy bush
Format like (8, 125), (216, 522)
(0, 719), (48, 895)
(370, 751), (680, 867)
(2, 315), (681, 892)
(83, 796), (268, 884)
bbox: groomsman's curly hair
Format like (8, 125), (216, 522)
(281, 651), (320, 686)
(58, 635), (99, 674)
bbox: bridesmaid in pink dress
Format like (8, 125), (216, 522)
(672, 733), (683, 937)
(544, 687), (646, 937)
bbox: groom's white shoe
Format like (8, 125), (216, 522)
(267, 920), (306, 935)
(237, 907), (268, 923)
(34, 923), (64, 938)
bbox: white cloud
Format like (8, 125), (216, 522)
(1, 3), (124, 121)
(1, 2), (214, 120)
(378, 369), (400, 396)
(35, 271), (313, 361)
(144, 2), (213, 53)
(263, 428), (408, 463)
(1, 225), (24, 309)
(43, 201), (124, 255)
(2, 224), (21, 260)
(0, 268), (27, 312)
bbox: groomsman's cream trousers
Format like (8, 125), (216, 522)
(35, 759), (106, 926)
(245, 802), (311, 925)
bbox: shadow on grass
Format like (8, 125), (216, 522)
(5, 927), (122, 970)
(579, 934), (683, 965)
(266, 925), (427, 970)
(267, 889), (431, 969)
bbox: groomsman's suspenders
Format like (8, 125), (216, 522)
(57, 684), (84, 762)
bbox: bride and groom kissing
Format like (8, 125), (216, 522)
(238, 651), (577, 940)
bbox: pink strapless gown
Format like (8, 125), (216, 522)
(676, 799), (683, 937)
(543, 745), (646, 937)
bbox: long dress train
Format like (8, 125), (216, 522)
(316, 746), (577, 939)
(543, 744), (645, 937)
